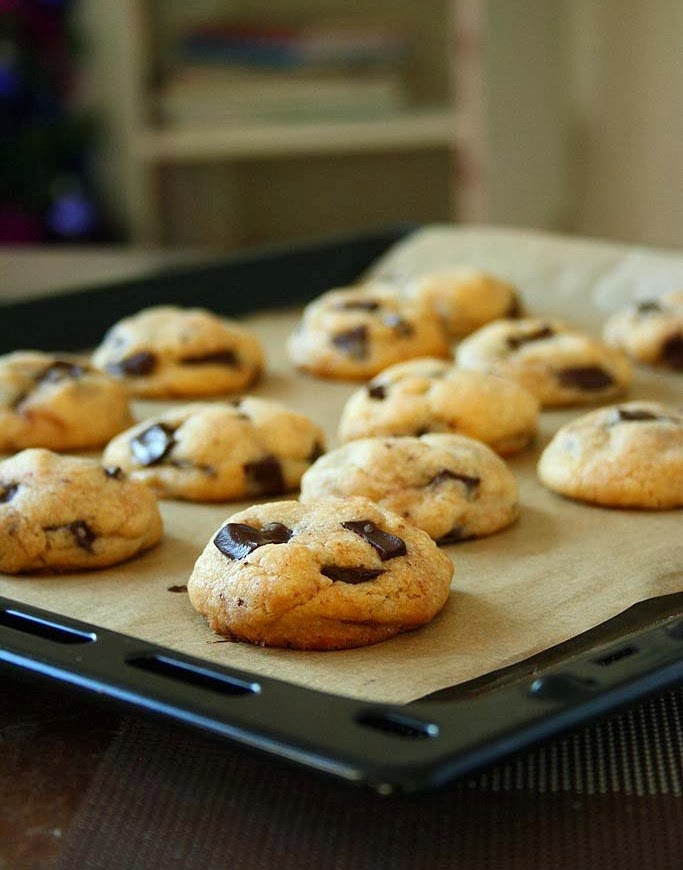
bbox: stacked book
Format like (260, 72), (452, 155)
(157, 19), (410, 127)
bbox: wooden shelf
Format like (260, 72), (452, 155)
(135, 109), (464, 163)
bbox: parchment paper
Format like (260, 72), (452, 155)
(1, 226), (681, 704)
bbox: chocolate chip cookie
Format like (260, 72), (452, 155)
(0, 351), (133, 452)
(0, 449), (163, 573)
(300, 433), (519, 543)
(102, 398), (325, 501)
(537, 401), (683, 508)
(455, 318), (633, 406)
(338, 358), (539, 455)
(91, 305), (264, 397)
(188, 496), (453, 649)
(395, 267), (521, 337)
(286, 286), (449, 381)
(603, 291), (683, 371)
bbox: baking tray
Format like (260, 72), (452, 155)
(1, 226), (682, 794)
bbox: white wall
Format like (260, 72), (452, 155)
(565, 0), (683, 248)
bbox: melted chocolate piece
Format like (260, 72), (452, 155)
(383, 313), (414, 337)
(331, 325), (368, 360)
(506, 325), (554, 350)
(131, 423), (176, 466)
(107, 351), (157, 377)
(613, 408), (660, 423)
(437, 526), (474, 545)
(367, 383), (386, 400)
(637, 300), (662, 314)
(556, 366), (614, 391)
(37, 360), (85, 384)
(429, 469), (480, 494)
(214, 521), (293, 560)
(0, 483), (18, 503)
(308, 441), (325, 463)
(661, 333), (683, 370)
(45, 520), (96, 553)
(342, 520), (406, 561)
(244, 455), (285, 495)
(104, 465), (125, 480)
(321, 565), (385, 584)
(167, 584), (188, 593)
(336, 299), (380, 312)
(180, 349), (239, 367)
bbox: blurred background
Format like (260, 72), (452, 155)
(1, 0), (681, 252)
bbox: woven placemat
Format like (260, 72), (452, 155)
(57, 688), (683, 870)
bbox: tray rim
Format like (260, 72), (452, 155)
(0, 224), (682, 793)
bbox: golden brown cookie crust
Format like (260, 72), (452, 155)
(188, 497), (454, 650)
(0, 449), (163, 573)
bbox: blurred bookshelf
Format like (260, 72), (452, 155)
(86, 1), (569, 249)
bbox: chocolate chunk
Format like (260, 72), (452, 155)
(437, 526), (474, 545)
(321, 566), (385, 584)
(556, 366), (614, 391)
(342, 520), (407, 561)
(506, 325), (554, 350)
(244, 455), (285, 495)
(45, 520), (96, 553)
(637, 300), (662, 314)
(661, 333), (683, 370)
(331, 325), (368, 360)
(308, 441), (325, 463)
(0, 483), (18, 503)
(506, 295), (522, 318)
(613, 408), (660, 423)
(414, 428), (431, 437)
(180, 349), (239, 367)
(429, 469), (480, 494)
(37, 360), (85, 384)
(214, 521), (293, 560)
(167, 584), (188, 593)
(131, 423), (176, 466)
(383, 313), (414, 337)
(104, 465), (125, 480)
(336, 299), (380, 312)
(107, 351), (157, 377)
(367, 383), (386, 400)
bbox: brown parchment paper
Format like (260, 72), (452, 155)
(1, 226), (682, 704)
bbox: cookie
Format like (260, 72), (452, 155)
(0, 351), (133, 452)
(455, 318), (633, 406)
(188, 496), (453, 650)
(91, 305), (264, 397)
(537, 401), (683, 509)
(0, 448), (163, 573)
(337, 358), (539, 455)
(102, 398), (325, 502)
(393, 267), (521, 337)
(603, 291), (683, 371)
(300, 434), (519, 543)
(286, 286), (449, 381)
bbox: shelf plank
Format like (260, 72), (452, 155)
(135, 110), (464, 162)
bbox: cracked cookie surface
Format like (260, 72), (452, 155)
(91, 305), (264, 397)
(0, 351), (133, 452)
(102, 398), (325, 501)
(0, 448), (163, 573)
(537, 401), (683, 508)
(300, 434), (519, 543)
(188, 496), (453, 649)
(338, 357), (539, 455)
(455, 318), (633, 407)
(286, 286), (449, 380)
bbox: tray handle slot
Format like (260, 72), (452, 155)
(592, 644), (640, 667)
(356, 709), (439, 740)
(0, 608), (96, 645)
(127, 653), (260, 697)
